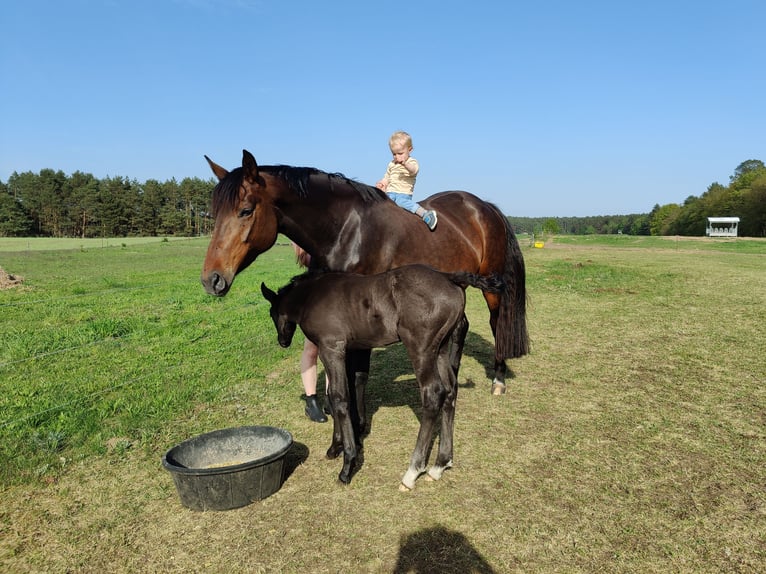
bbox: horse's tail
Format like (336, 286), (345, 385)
(491, 203), (530, 359)
(449, 272), (505, 294)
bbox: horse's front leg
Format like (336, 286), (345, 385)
(323, 351), (358, 484)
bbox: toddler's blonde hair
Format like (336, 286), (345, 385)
(389, 131), (413, 150)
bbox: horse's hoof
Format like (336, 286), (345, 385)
(338, 471), (351, 484)
(401, 468), (420, 490)
(491, 382), (506, 395)
(326, 445), (343, 459)
(398, 483), (412, 492)
(427, 460), (452, 481)
(426, 468), (441, 481)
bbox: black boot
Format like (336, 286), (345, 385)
(305, 394), (327, 423)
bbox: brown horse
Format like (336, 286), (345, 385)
(261, 265), (505, 487)
(201, 150), (528, 395)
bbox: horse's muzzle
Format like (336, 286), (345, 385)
(201, 271), (229, 296)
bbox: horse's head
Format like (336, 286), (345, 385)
(201, 150), (279, 296)
(260, 282), (297, 348)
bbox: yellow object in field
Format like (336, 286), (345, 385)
(534, 241), (544, 248)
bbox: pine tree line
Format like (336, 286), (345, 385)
(0, 170), (214, 238)
(2, 159), (764, 237)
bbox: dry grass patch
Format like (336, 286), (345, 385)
(0, 266), (23, 290)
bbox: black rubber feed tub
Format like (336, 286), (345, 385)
(162, 426), (293, 511)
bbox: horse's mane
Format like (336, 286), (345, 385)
(211, 165), (388, 217)
(275, 269), (329, 299)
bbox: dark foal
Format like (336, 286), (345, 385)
(261, 264), (504, 489)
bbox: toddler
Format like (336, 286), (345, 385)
(375, 131), (437, 230)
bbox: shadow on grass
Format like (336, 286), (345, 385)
(348, 330), (502, 436)
(283, 441), (309, 482)
(394, 526), (497, 573)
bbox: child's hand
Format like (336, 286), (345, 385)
(376, 178), (388, 190)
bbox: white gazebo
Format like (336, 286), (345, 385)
(706, 217), (740, 237)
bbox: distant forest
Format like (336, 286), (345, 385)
(1, 159), (764, 238)
(510, 159), (766, 237)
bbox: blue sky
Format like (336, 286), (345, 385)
(1, 0), (763, 217)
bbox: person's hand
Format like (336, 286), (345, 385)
(376, 179), (388, 190)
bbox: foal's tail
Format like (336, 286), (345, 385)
(491, 203), (530, 359)
(449, 272), (505, 294)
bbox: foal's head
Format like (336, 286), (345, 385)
(260, 282), (297, 348)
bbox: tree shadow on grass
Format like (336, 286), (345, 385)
(394, 526), (497, 573)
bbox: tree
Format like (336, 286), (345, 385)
(740, 173), (766, 237)
(36, 169), (69, 236)
(649, 203), (681, 236)
(98, 176), (137, 236)
(0, 185), (33, 236)
(542, 218), (560, 235)
(179, 177), (214, 236)
(136, 179), (165, 236)
(158, 179), (184, 234)
(731, 159), (765, 183)
(68, 171), (100, 238)
(670, 195), (706, 236)
(629, 214), (650, 235)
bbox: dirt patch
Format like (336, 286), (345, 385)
(0, 266), (24, 289)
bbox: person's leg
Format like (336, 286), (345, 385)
(301, 339), (327, 422)
(387, 192), (419, 213)
(300, 339), (319, 395)
(387, 192), (437, 230)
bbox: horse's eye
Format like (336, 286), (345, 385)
(239, 208), (254, 218)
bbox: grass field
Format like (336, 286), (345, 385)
(1, 235), (764, 573)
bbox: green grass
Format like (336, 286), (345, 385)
(0, 238), (301, 485)
(1, 235), (765, 573)
(0, 236), (193, 252)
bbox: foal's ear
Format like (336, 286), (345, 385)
(204, 155), (229, 181)
(261, 282), (277, 303)
(242, 149), (259, 182)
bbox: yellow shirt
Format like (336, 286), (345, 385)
(383, 158), (419, 194)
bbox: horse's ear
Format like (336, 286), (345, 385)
(261, 282), (277, 303)
(204, 155), (229, 181)
(242, 149), (259, 182)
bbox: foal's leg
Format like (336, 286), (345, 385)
(322, 350), (358, 484)
(354, 371), (369, 434)
(401, 351), (446, 490)
(449, 314), (469, 379)
(347, 349), (371, 436)
(428, 340), (458, 481)
(327, 404), (344, 461)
